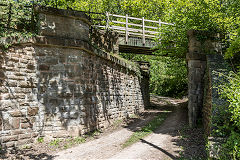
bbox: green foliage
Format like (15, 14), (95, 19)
(217, 70), (240, 159)
(152, 0), (240, 59)
(122, 112), (169, 148)
(120, 53), (187, 97)
(74, 136), (86, 144)
(0, 0), (37, 36)
(150, 57), (187, 97)
(221, 131), (240, 160)
(37, 137), (44, 143)
(219, 71), (240, 129)
(49, 138), (61, 146)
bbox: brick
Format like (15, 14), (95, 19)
(12, 129), (24, 135)
(12, 118), (20, 129)
(21, 122), (31, 129)
(2, 135), (18, 143)
(28, 107), (39, 116)
(0, 71), (4, 78)
(27, 64), (35, 70)
(4, 141), (16, 148)
(19, 133), (31, 140)
(9, 110), (24, 117)
(17, 139), (33, 146)
(3, 120), (11, 130)
(8, 81), (17, 87)
(20, 117), (29, 123)
(19, 81), (32, 88)
(32, 132), (39, 138)
(39, 64), (50, 71)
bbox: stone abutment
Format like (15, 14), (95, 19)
(0, 6), (149, 148)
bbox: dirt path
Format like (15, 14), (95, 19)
(54, 97), (190, 160)
(109, 106), (187, 160)
(0, 96), (206, 160)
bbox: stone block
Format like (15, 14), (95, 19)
(0, 71), (5, 78)
(28, 107), (39, 116)
(2, 135), (18, 143)
(39, 64), (50, 71)
(3, 119), (11, 130)
(68, 126), (81, 137)
(70, 112), (79, 119)
(12, 118), (20, 129)
(4, 141), (16, 148)
(52, 131), (69, 138)
(21, 122), (31, 129)
(19, 133), (31, 140)
(12, 129), (24, 135)
(19, 81), (32, 88)
(27, 64), (35, 70)
(17, 139), (33, 146)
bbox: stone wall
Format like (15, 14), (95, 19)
(136, 61), (150, 108)
(203, 55), (230, 135)
(187, 30), (207, 127)
(90, 27), (119, 54)
(187, 30), (222, 128)
(0, 6), (146, 148)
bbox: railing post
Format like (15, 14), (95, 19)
(106, 12), (110, 29)
(7, 3), (12, 28)
(159, 19), (162, 42)
(142, 17), (145, 46)
(31, 2), (35, 32)
(125, 14), (128, 44)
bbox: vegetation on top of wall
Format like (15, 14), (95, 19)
(0, 0), (39, 49)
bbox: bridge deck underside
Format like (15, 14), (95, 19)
(118, 36), (157, 55)
(119, 45), (156, 55)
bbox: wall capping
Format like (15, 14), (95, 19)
(34, 5), (91, 26)
(0, 36), (139, 73)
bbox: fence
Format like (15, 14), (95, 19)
(0, 2), (174, 47)
(0, 2), (101, 35)
(94, 13), (174, 46)
(0, 2), (36, 34)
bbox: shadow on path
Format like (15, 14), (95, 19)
(121, 96), (207, 159)
(140, 139), (177, 159)
(0, 147), (55, 160)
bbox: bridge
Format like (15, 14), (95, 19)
(92, 13), (174, 54)
(0, 1), (173, 55)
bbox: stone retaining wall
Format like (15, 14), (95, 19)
(187, 30), (223, 128)
(202, 55), (230, 136)
(0, 6), (146, 148)
(90, 28), (119, 54)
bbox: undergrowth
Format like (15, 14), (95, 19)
(216, 70), (240, 159)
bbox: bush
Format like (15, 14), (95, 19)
(119, 53), (188, 98)
(218, 70), (240, 159)
(149, 57), (187, 98)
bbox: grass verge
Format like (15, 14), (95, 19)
(122, 112), (169, 148)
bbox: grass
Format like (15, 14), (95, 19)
(37, 137), (44, 143)
(49, 136), (86, 149)
(49, 138), (61, 147)
(122, 112), (169, 148)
